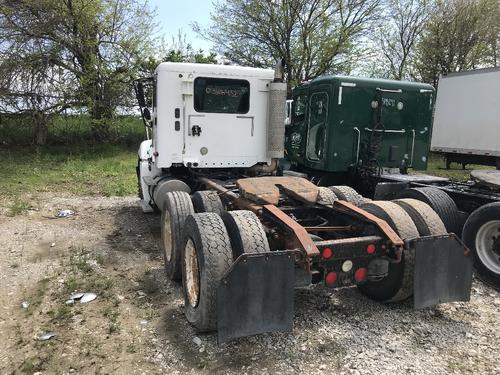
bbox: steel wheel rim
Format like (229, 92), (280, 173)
(475, 220), (500, 274)
(162, 210), (173, 261)
(184, 238), (200, 307)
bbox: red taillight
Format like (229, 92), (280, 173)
(325, 272), (337, 286)
(322, 247), (333, 259)
(354, 268), (367, 282)
(366, 244), (376, 254)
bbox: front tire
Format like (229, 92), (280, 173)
(181, 213), (233, 331)
(462, 203), (500, 287)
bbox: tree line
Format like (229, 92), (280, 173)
(0, 0), (498, 145)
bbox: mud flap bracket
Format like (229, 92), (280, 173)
(217, 251), (296, 343)
(412, 234), (473, 309)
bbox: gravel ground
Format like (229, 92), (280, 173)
(0, 194), (499, 374)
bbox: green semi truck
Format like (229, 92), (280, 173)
(285, 76), (434, 177)
(284, 74), (500, 288)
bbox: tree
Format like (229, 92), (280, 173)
(195, 0), (381, 89)
(138, 32), (218, 78)
(377, 0), (432, 80)
(0, 38), (76, 144)
(160, 32), (218, 64)
(413, 0), (499, 86)
(0, 0), (155, 140)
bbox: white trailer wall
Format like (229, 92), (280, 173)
(431, 68), (500, 156)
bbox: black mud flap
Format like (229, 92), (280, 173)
(411, 234), (473, 309)
(217, 251), (296, 343)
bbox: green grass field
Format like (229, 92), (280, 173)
(0, 115), (144, 146)
(0, 144), (138, 202)
(413, 154), (494, 181)
(0, 142), (493, 217)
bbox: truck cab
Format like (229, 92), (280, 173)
(135, 62), (286, 212)
(151, 63), (276, 169)
(285, 76), (435, 175)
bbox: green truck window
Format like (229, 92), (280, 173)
(194, 77), (250, 114)
(292, 94), (307, 123)
(306, 92), (328, 161)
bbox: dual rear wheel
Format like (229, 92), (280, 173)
(160, 190), (270, 331)
(359, 199), (447, 302)
(182, 210), (270, 331)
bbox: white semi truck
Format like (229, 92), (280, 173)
(431, 67), (500, 169)
(134, 62), (473, 342)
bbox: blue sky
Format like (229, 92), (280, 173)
(149, 0), (214, 52)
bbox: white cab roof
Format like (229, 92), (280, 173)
(156, 62), (274, 79)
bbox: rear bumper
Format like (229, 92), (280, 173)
(216, 234), (473, 342)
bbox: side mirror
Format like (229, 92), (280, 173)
(285, 99), (293, 125)
(143, 107), (151, 121)
(135, 81), (147, 108)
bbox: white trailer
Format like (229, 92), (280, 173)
(431, 67), (500, 169)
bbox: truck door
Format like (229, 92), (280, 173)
(306, 91), (329, 162)
(183, 76), (267, 168)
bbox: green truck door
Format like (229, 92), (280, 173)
(306, 90), (329, 164)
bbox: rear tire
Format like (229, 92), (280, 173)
(317, 187), (338, 206)
(222, 210), (270, 259)
(161, 191), (194, 280)
(393, 198), (447, 236)
(358, 201), (419, 302)
(397, 187), (460, 234)
(192, 190), (225, 216)
(328, 185), (364, 206)
(181, 213), (233, 331)
(462, 203), (500, 287)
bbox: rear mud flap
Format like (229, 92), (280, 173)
(217, 251), (296, 343)
(411, 234), (473, 309)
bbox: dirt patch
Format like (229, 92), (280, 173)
(0, 194), (499, 374)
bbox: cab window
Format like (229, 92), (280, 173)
(292, 94), (307, 123)
(194, 77), (250, 114)
(306, 92), (328, 161)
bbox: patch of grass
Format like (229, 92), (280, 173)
(0, 114), (144, 147)
(412, 153), (494, 182)
(0, 143), (138, 200)
(86, 277), (114, 298)
(79, 334), (102, 357)
(69, 250), (95, 275)
(104, 305), (121, 334)
(103, 305), (120, 334)
(14, 324), (25, 347)
(6, 197), (33, 216)
(21, 341), (57, 374)
(48, 304), (74, 324)
(24, 277), (51, 312)
(20, 358), (38, 374)
(126, 340), (137, 354)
